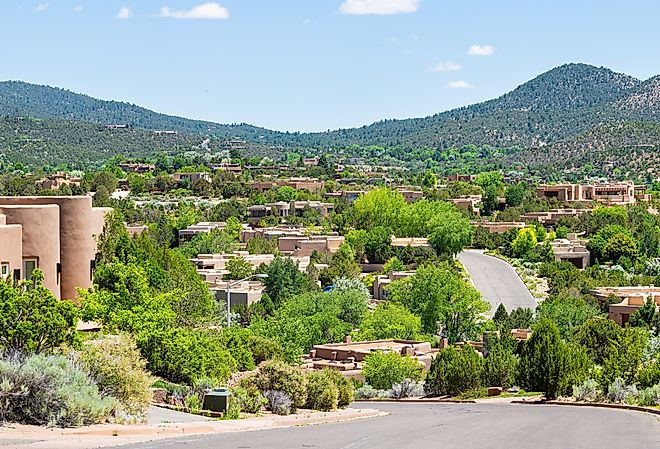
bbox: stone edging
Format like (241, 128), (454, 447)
(511, 399), (660, 416)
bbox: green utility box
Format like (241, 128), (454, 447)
(202, 387), (230, 413)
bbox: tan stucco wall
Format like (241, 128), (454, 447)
(0, 205), (61, 299)
(0, 218), (23, 281)
(0, 197), (111, 300)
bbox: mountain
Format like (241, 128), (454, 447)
(0, 63), (658, 168)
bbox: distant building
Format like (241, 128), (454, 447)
(118, 162), (155, 173)
(211, 280), (265, 308)
(0, 196), (110, 300)
(448, 195), (482, 215)
(249, 177), (324, 193)
(247, 200), (334, 223)
(396, 187), (424, 203)
(548, 234), (590, 269)
(178, 222), (226, 241)
(173, 172), (211, 183)
(373, 270), (416, 300)
(324, 190), (366, 202)
(520, 208), (590, 226)
(37, 172), (81, 190)
(590, 286), (660, 326)
(277, 235), (345, 257)
(390, 237), (430, 248)
(536, 182), (650, 205)
(446, 174), (476, 183)
(471, 221), (526, 234)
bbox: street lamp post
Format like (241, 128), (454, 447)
(225, 273), (268, 328)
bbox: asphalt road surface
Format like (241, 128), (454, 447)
(119, 402), (660, 449)
(458, 249), (537, 316)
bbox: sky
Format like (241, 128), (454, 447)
(1, 0), (659, 132)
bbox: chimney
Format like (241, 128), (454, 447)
(343, 335), (352, 344)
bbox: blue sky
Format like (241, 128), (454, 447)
(1, 0), (659, 132)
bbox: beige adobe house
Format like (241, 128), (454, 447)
(240, 225), (308, 243)
(37, 172), (82, 190)
(446, 174), (476, 183)
(118, 162), (155, 173)
(471, 221), (526, 234)
(324, 190), (366, 202)
(178, 221), (226, 240)
(372, 270), (416, 300)
(590, 286), (660, 326)
(173, 172), (211, 183)
(210, 280), (265, 308)
(249, 177), (324, 193)
(548, 234), (590, 269)
(247, 200), (334, 223)
(278, 235), (344, 257)
(390, 237), (430, 248)
(303, 336), (438, 379)
(520, 208), (590, 225)
(536, 182), (650, 205)
(396, 186), (424, 203)
(448, 195), (482, 215)
(0, 196), (110, 300)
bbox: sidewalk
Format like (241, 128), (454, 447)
(0, 408), (383, 449)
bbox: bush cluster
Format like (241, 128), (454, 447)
(362, 352), (423, 390)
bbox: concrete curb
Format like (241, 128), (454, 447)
(511, 399), (660, 416)
(357, 398), (477, 404)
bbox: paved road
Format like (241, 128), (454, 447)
(458, 250), (537, 316)
(119, 402), (660, 449)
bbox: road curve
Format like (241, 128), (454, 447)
(119, 402), (660, 449)
(458, 249), (537, 316)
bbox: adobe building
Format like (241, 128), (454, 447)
(448, 195), (482, 215)
(277, 235), (345, 257)
(471, 221), (526, 234)
(0, 196), (110, 300)
(536, 181), (650, 205)
(173, 172), (211, 183)
(372, 270), (416, 300)
(520, 208), (590, 226)
(590, 286), (660, 326)
(247, 200), (334, 223)
(178, 221), (226, 241)
(390, 237), (430, 248)
(210, 280), (265, 308)
(446, 174), (476, 183)
(303, 336), (438, 379)
(548, 235), (590, 269)
(249, 177), (325, 193)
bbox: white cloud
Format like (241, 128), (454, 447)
(447, 80), (474, 89)
(467, 44), (495, 56)
(34, 3), (49, 12)
(158, 2), (229, 20)
(384, 36), (398, 44)
(116, 6), (132, 19)
(74, 5), (83, 13)
(429, 61), (462, 72)
(339, 0), (420, 15)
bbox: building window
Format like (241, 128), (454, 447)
(23, 259), (38, 280)
(1, 263), (9, 279)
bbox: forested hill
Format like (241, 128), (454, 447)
(0, 63), (658, 153)
(0, 80), (277, 139)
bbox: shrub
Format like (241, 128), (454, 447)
(251, 361), (307, 411)
(518, 320), (591, 399)
(355, 384), (389, 399)
(0, 271), (79, 353)
(232, 385), (267, 414)
(248, 334), (282, 364)
(607, 378), (638, 403)
(319, 369), (354, 407)
(636, 385), (660, 407)
(263, 390), (292, 415)
(305, 371), (339, 411)
(425, 346), (483, 396)
(356, 303), (424, 341)
(79, 334), (153, 420)
(638, 359), (660, 389)
(362, 352), (423, 390)
(482, 339), (518, 389)
(390, 379), (425, 399)
(572, 379), (599, 402)
(138, 328), (237, 385)
(0, 353), (115, 427)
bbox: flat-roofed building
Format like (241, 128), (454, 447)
(278, 235), (345, 257)
(537, 182), (649, 205)
(373, 270), (416, 300)
(250, 177), (324, 193)
(549, 235), (590, 269)
(178, 222), (226, 240)
(471, 221), (526, 234)
(448, 195), (482, 215)
(118, 162), (155, 173)
(390, 237), (430, 248)
(173, 172), (211, 183)
(247, 201), (334, 223)
(590, 286), (660, 326)
(0, 196), (110, 300)
(520, 208), (590, 226)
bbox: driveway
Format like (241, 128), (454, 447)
(118, 402), (660, 449)
(458, 249), (537, 316)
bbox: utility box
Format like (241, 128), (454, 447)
(202, 387), (230, 413)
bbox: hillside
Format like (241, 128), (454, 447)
(0, 116), (221, 167)
(506, 122), (660, 180)
(0, 63), (659, 168)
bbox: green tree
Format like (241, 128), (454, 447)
(0, 270), (78, 353)
(603, 233), (639, 263)
(427, 209), (473, 257)
(425, 345), (484, 395)
(388, 263), (490, 341)
(259, 256), (316, 311)
(352, 188), (406, 231)
(505, 182), (528, 208)
(362, 352), (423, 390)
(356, 303), (424, 341)
(535, 295), (600, 339)
(421, 170), (437, 188)
(224, 257), (254, 280)
(382, 256), (406, 273)
(511, 227), (538, 259)
(518, 319), (591, 399)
